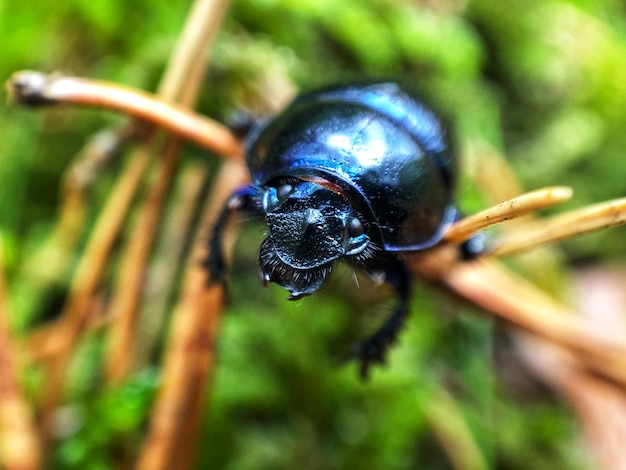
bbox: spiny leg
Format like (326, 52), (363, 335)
(205, 185), (262, 284)
(350, 230), (486, 378)
(352, 255), (411, 379)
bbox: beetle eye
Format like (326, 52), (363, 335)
(348, 217), (365, 237)
(276, 184), (293, 201)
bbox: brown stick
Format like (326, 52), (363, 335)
(0, 241), (41, 469)
(132, 163), (209, 369)
(491, 197), (626, 257)
(136, 159), (248, 470)
(104, 138), (183, 384)
(39, 144), (152, 434)
(134, 0), (235, 468)
(518, 336), (626, 470)
(6, 71), (243, 160)
(412, 250), (626, 388)
(444, 186), (573, 243)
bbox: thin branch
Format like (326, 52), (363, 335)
(134, 0), (234, 469)
(411, 251), (626, 388)
(136, 159), (248, 470)
(133, 163), (208, 369)
(0, 238), (41, 469)
(491, 197), (626, 257)
(39, 144), (153, 434)
(106, 0), (234, 385)
(518, 336), (626, 470)
(104, 138), (183, 384)
(6, 71), (244, 160)
(444, 186), (573, 243)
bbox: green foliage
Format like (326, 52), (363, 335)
(2, 0), (626, 468)
(52, 368), (159, 469)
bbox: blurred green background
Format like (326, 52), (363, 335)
(2, 0), (626, 468)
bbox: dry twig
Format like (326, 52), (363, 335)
(6, 71), (243, 160)
(38, 143), (152, 436)
(130, 1), (234, 468)
(444, 186), (573, 243)
(0, 238), (41, 469)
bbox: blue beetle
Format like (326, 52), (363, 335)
(208, 82), (458, 378)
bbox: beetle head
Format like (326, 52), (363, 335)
(259, 180), (369, 299)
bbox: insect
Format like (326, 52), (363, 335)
(208, 82), (463, 377)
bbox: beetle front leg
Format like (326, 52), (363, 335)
(352, 255), (411, 379)
(206, 185), (262, 284)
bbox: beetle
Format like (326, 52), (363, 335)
(207, 82), (462, 378)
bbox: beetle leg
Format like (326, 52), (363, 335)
(452, 211), (488, 261)
(205, 185), (262, 284)
(459, 231), (487, 260)
(352, 255), (411, 379)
